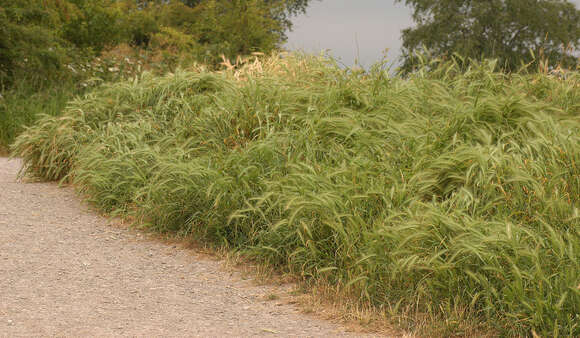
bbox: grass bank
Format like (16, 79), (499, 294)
(12, 54), (580, 336)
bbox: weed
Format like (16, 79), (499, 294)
(12, 53), (580, 336)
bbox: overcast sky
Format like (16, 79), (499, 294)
(284, 0), (580, 69)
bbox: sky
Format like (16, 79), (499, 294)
(284, 0), (580, 69)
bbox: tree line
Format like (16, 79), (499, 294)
(397, 0), (580, 71)
(1, 0), (579, 89)
(0, 0), (309, 88)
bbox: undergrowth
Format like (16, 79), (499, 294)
(12, 53), (580, 336)
(0, 80), (79, 151)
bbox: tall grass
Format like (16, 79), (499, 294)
(0, 44), (173, 153)
(12, 53), (580, 335)
(0, 80), (80, 153)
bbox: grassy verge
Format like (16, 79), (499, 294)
(0, 80), (79, 150)
(11, 54), (580, 336)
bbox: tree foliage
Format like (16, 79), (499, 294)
(397, 0), (580, 71)
(0, 0), (78, 86)
(0, 0), (312, 87)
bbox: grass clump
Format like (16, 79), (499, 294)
(12, 53), (580, 336)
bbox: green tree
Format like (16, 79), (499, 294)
(397, 0), (580, 71)
(0, 0), (76, 86)
(0, 0), (316, 86)
(267, 0), (312, 37)
(191, 0), (285, 63)
(61, 0), (126, 52)
(135, 0), (311, 64)
(178, 0), (312, 39)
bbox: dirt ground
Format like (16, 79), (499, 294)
(0, 157), (380, 337)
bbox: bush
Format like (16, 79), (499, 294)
(60, 0), (126, 53)
(0, 3), (74, 87)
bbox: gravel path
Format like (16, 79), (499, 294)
(0, 158), (376, 337)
